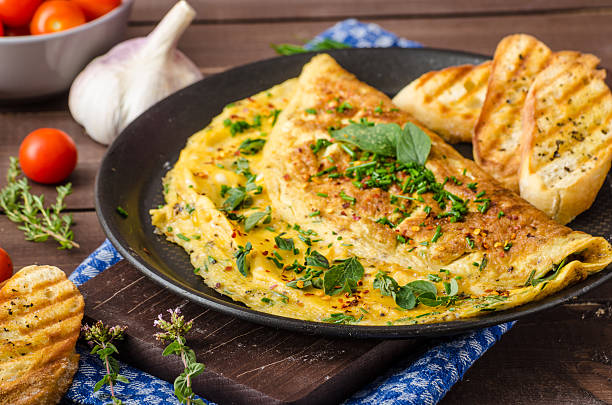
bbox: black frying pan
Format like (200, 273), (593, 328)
(95, 48), (612, 338)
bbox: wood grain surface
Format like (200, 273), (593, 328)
(81, 261), (420, 405)
(1, 1), (611, 403)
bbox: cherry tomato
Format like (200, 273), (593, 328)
(19, 128), (78, 184)
(30, 1), (85, 35)
(0, 248), (13, 283)
(0, 18), (3, 36)
(71, 0), (120, 21)
(0, 0), (41, 27)
(4, 25), (30, 36)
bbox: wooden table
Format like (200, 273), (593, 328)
(2, 1), (611, 403)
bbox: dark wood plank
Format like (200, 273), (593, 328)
(131, 0), (612, 22)
(0, 110), (107, 210)
(80, 261), (420, 405)
(123, 11), (612, 75)
(441, 301), (612, 405)
(0, 211), (105, 274)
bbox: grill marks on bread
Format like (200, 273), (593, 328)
(0, 265), (84, 405)
(519, 52), (612, 224)
(473, 34), (552, 191)
(393, 61), (491, 143)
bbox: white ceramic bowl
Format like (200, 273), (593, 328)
(0, 0), (134, 101)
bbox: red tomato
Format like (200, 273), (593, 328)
(4, 25), (30, 36)
(0, 0), (41, 27)
(0, 18), (3, 36)
(19, 128), (78, 184)
(71, 0), (120, 21)
(30, 1), (85, 35)
(0, 248), (13, 283)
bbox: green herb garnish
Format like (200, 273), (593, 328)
(238, 138), (266, 155)
(323, 257), (364, 296)
(244, 206), (271, 232)
(234, 242), (252, 276)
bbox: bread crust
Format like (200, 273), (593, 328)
(393, 61), (491, 143)
(519, 52), (612, 224)
(0, 265), (84, 405)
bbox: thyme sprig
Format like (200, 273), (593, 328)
(82, 321), (129, 405)
(154, 308), (205, 405)
(0, 157), (78, 249)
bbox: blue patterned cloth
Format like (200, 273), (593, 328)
(65, 19), (514, 405)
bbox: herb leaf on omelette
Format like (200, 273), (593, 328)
(243, 206), (271, 232)
(234, 242), (252, 276)
(330, 122), (431, 166)
(323, 256), (364, 296)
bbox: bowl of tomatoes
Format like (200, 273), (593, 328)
(0, 0), (134, 100)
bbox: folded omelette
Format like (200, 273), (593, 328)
(150, 54), (612, 326)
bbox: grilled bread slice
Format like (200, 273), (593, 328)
(392, 61), (491, 143)
(519, 53), (612, 225)
(473, 34), (552, 191)
(0, 265), (84, 405)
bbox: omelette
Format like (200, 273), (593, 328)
(150, 54), (612, 326)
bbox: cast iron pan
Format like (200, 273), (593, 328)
(95, 48), (612, 338)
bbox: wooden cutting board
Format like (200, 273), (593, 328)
(80, 260), (422, 405)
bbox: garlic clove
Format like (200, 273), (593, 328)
(69, 1), (202, 145)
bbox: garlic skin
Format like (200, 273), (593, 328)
(69, 1), (202, 145)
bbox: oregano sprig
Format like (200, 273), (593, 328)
(0, 157), (78, 249)
(82, 321), (129, 405)
(154, 308), (205, 405)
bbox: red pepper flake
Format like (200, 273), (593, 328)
(500, 252), (505, 258)
(262, 251), (269, 256)
(426, 225), (434, 230)
(297, 302), (304, 307)
(304, 293), (314, 296)
(363, 290), (369, 294)
(342, 202), (351, 209)
(340, 211), (347, 216)
(215, 282), (221, 288)
(224, 266), (232, 272)
(338, 298), (344, 303)
(352, 215), (361, 221)
(231, 231), (237, 238)
(283, 174), (291, 181)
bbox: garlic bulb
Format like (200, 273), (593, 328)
(69, 1), (203, 145)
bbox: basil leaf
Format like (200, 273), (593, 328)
(323, 256), (364, 296)
(418, 296), (443, 307)
(243, 206), (271, 232)
(395, 286), (417, 309)
(274, 235), (294, 251)
(447, 278), (459, 296)
(306, 250), (329, 268)
(406, 280), (437, 297)
(222, 187), (246, 211)
(331, 123), (400, 157)
(373, 271), (399, 297)
(234, 242), (252, 276)
(396, 122), (431, 166)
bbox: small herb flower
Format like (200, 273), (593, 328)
(154, 308), (205, 405)
(82, 321), (129, 405)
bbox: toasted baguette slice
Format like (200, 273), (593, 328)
(0, 265), (84, 405)
(392, 61), (491, 143)
(519, 54), (611, 225)
(473, 34), (552, 191)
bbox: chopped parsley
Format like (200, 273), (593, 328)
(238, 138), (266, 155)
